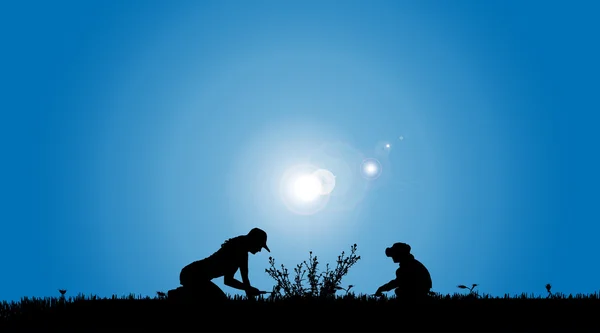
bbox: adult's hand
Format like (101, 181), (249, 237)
(246, 286), (261, 296)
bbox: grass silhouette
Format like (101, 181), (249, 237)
(1, 245), (598, 331)
(1, 291), (598, 331)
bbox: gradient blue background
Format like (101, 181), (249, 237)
(1, 0), (599, 302)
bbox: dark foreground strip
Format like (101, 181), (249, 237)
(0, 298), (598, 332)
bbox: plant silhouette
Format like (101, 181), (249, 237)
(457, 284), (479, 298)
(546, 283), (558, 299)
(265, 244), (361, 299)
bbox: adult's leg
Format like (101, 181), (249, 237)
(200, 280), (228, 302)
(176, 261), (211, 303)
(175, 280), (226, 304)
(179, 264), (195, 287)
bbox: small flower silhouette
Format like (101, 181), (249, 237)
(546, 284), (553, 298)
(58, 289), (67, 296)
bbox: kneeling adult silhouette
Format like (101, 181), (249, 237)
(168, 228), (270, 303)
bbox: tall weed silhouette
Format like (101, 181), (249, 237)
(265, 243), (361, 299)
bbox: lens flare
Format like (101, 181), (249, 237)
(313, 168), (336, 195)
(360, 158), (382, 180)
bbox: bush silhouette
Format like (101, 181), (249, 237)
(265, 243), (361, 299)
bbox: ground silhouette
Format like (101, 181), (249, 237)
(375, 242), (433, 300)
(1, 238), (598, 331)
(168, 227), (270, 304)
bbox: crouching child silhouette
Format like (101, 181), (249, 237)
(168, 228), (270, 304)
(374, 242), (432, 300)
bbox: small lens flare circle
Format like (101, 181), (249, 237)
(312, 168), (336, 195)
(360, 158), (382, 180)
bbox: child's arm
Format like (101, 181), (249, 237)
(375, 279), (399, 295)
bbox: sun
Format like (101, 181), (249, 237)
(279, 164), (336, 215)
(293, 174), (323, 202)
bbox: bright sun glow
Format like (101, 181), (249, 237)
(279, 164), (336, 215)
(293, 174), (323, 202)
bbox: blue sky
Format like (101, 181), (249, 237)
(1, 0), (599, 302)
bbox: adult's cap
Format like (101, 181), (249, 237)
(247, 228), (270, 252)
(385, 242), (411, 257)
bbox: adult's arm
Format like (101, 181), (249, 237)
(223, 253), (258, 294)
(223, 271), (246, 291)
